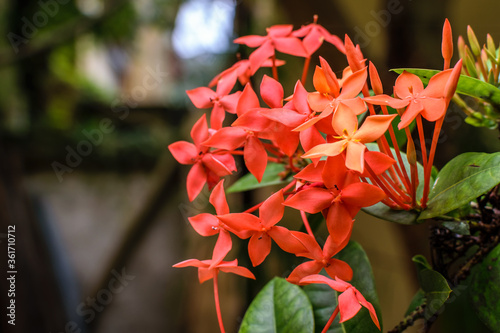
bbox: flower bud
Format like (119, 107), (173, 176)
(467, 25), (481, 57)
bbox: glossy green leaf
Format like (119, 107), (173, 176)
(303, 241), (382, 333)
(239, 277), (314, 333)
(362, 143), (423, 224)
(391, 68), (500, 107)
(412, 255), (451, 318)
(442, 221), (470, 235)
(419, 152), (500, 220)
(469, 244), (500, 333)
(227, 163), (290, 193)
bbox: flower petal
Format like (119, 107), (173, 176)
(260, 190), (284, 227)
(244, 135), (268, 182)
(332, 103), (358, 136)
(233, 35), (267, 47)
(394, 71), (424, 99)
(248, 232), (272, 266)
(273, 37), (307, 57)
(209, 180), (229, 215)
(203, 127), (247, 150)
(168, 141), (197, 165)
(268, 226), (306, 254)
(338, 67), (367, 99)
(217, 213), (261, 234)
(211, 230), (232, 267)
(187, 162), (207, 201)
(260, 75), (284, 108)
(302, 141), (346, 159)
(249, 40), (275, 74)
(186, 87), (216, 109)
(341, 182), (386, 207)
(286, 260), (323, 284)
(326, 203), (354, 245)
(354, 114), (396, 143)
(284, 187), (333, 214)
(325, 258), (353, 282)
(345, 141), (366, 173)
(188, 213), (219, 236)
(237, 84), (260, 116)
(191, 114), (210, 148)
(338, 288), (363, 323)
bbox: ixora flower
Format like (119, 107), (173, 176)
(363, 59), (463, 129)
(302, 104), (396, 173)
(186, 73), (241, 130)
(173, 258), (255, 333)
(171, 16), (471, 333)
(218, 190), (305, 266)
(168, 114), (236, 201)
(300, 274), (380, 330)
(234, 24), (308, 73)
(292, 15), (345, 55)
(285, 233), (353, 284)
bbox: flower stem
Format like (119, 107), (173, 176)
(416, 115), (428, 202)
(301, 56), (311, 85)
(213, 272), (226, 333)
(322, 305), (340, 333)
(422, 117), (444, 208)
(272, 54), (279, 81)
(300, 210), (315, 237)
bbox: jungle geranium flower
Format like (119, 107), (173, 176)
(234, 24), (308, 73)
(299, 274), (380, 330)
(363, 66), (462, 129)
(285, 177), (385, 245)
(173, 258), (255, 333)
(186, 73), (241, 129)
(302, 104), (396, 173)
(218, 190), (305, 266)
(188, 180), (248, 267)
(292, 15), (345, 55)
(232, 76), (301, 157)
(168, 114), (236, 201)
(286, 234), (353, 284)
(294, 58), (367, 132)
(259, 79), (326, 155)
(208, 58), (286, 87)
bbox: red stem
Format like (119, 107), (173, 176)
(301, 56), (311, 85)
(421, 117), (444, 208)
(322, 305), (340, 333)
(300, 210), (315, 237)
(213, 272), (226, 333)
(272, 54), (278, 81)
(365, 164), (411, 210)
(380, 105), (412, 193)
(416, 115), (428, 179)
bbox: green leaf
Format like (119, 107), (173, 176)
(419, 152), (500, 220)
(239, 277), (314, 333)
(442, 221), (470, 235)
(412, 255), (451, 318)
(391, 68), (500, 107)
(303, 241), (382, 333)
(227, 163), (290, 193)
(469, 244), (500, 333)
(361, 143), (423, 224)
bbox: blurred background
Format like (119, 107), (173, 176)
(0, 0), (499, 332)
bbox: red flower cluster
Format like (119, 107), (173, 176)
(170, 17), (461, 333)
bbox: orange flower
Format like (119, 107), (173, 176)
(302, 104), (396, 173)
